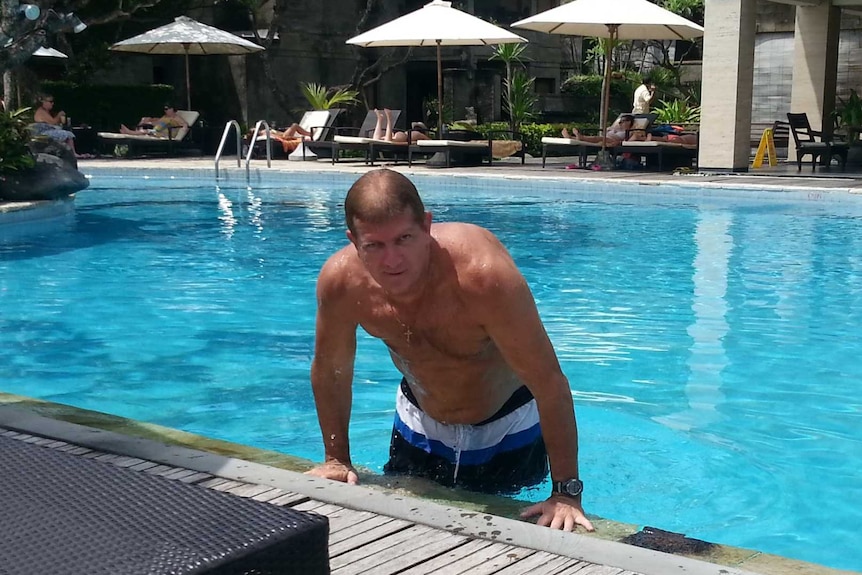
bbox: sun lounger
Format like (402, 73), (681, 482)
(618, 139), (698, 171)
(97, 110), (200, 157)
(328, 110), (404, 164)
(251, 109), (341, 159)
(541, 114), (656, 168)
(541, 136), (603, 168)
(408, 138), (491, 168)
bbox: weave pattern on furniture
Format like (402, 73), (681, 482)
(0, 435), (329, 575)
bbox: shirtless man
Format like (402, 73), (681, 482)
(308, 168), (594, 532)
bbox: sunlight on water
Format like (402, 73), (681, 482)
(2, 174), (862, 571)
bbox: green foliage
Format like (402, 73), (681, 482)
(489, 43), (529, 66)
(0, 107), (36, 173)
(504, 71), (538, 132)
(834, 89), (862, 142)
(653, 99), (701, 124)
(299, 83), (359, 110)
(560, 74), (638, 122)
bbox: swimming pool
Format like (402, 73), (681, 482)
(1, 169), (860, 571)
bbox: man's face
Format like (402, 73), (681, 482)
(164, 106), (176, 116)
(348, 209), (433, 297)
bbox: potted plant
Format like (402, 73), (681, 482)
(834, 89), (862, 166)
(299, 82), (359, 110)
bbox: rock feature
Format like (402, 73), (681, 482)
(0, 142), (88, 202)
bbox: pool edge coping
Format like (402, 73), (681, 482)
(0, 403), (832, 575)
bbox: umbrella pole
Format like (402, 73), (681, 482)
(599, 25), (618, 156)
(436, 40), (443, 138)
(184, 50), (191, 110)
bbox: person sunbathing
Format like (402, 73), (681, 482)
(372, 108), (429, 143)
(119, 104), (187, 138)
(646, 132), (698, 145)
(561, 114), (644, 146)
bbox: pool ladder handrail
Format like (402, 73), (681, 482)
(214, 120), (242, 180)
(244, 120), (272, 179)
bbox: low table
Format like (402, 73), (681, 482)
(0, 435), (330, 574)
(72, 126), (98, 155)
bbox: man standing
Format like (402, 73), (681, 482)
(308, 169), (593, 532)
(632, 76), (657, 114)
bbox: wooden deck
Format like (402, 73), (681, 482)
(0, 426), (640, 575)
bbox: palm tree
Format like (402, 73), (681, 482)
(489, 43), (529, 132)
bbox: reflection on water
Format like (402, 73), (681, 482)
(656, 210), (730, 432)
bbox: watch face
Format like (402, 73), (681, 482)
(563, 479), (583, 496)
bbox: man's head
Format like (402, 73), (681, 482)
(344, 169), (432, 296)
(39, 94), (55, 109)
(163, 104), (177, 116)
(344, 169), (426, 237)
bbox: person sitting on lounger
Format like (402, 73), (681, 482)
(646, 132), (698, 145)
(372, 108), (430, 143)
(119, 104), (188, 138)
(561, 114), (644, 146)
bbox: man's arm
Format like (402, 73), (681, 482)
(468, 233), (593, 531)
(307, 255), (360, 483)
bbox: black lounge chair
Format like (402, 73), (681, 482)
(786, 112), (847, 171)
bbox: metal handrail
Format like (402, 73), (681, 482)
(214, 120), (242, 180)
(245, 120), (272, 180)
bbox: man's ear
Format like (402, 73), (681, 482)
(423, 211), (433, 231)
(346, 229), (357, 246)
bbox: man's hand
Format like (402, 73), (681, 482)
(520, 496), (595, 531)
(305, 460), (359, 485)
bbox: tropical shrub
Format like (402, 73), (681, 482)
(300, 82), (359, 110)
(834, 89), (862, 142)
(504, 71), (538, 132)
(653, 98), (701, 124)
(0, 107), (36, 173)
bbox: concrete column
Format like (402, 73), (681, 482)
(788, 3), (840, 162)
(698, 0), (757, 172)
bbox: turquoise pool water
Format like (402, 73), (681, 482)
(1, 170), (860, 571)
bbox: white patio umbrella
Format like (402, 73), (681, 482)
(513, 0), (704, 155)
(33, 47), (68, 59)
(346, 0), (526, 137)
(110, 15), (264, 110)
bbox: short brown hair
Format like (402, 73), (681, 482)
(344, 169), (425, 236)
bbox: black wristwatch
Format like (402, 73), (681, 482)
(552, 478), (583, 498)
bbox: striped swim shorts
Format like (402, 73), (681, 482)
(383, 379), (549, 493)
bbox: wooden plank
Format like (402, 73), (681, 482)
(328, 518), (414, 556)
(330, 524), (438, 570)
(333, 527), (466, 575)
(420, 543), (527, 575)
(446, 545), (536, 575)
(176, 472), (213, 484)
(490, 551), (577, 575)
(292, 500), (339, 513)
(556, 562), (623, 575)
(321, 508), (380, 536)
(266, 491), (310, 506)
(353, 532), (470, 575)
(396, 538), (498, 575)
(224, 483), (277, 498)
(329, 513), (399, 541)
